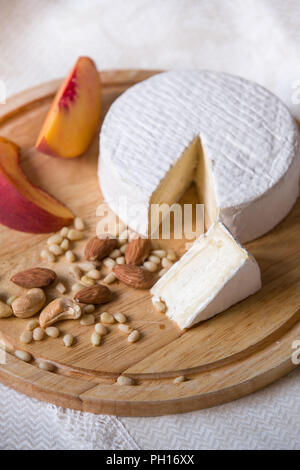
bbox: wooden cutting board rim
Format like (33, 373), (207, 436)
(0, 69), (298, 416)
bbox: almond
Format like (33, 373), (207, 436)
(113, 265), (156, 289)
(74, 284), (112, 304)
(12, 288), (46, 318)
(84, 236), (118, 261)
(11, 267), (56, 288)
(125, 238), (151, 265)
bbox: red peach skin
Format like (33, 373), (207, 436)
(0, 136), (74, 233)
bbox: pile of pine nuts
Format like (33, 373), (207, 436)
(3, 216), (182, 386)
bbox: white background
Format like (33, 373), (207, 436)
(0, 0), (299, 450)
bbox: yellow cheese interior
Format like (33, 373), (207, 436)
(149, 137), (219, 236)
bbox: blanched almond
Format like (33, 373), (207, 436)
(12, 288), (46, 318)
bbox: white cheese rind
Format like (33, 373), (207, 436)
(99, 70), (299, 242)
(151, 222), (262, 329)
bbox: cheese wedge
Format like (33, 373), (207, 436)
(151, 222), (262, 329)
(99, 70), (299, 242)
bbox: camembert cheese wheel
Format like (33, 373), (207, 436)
(99, 70), (299, 242)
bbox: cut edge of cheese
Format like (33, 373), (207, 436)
(151, 221), (262, 329)
(149, 136), (219, 236)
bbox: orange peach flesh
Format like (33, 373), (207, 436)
(0, 137), (74, 233)
(36, 57), (102, 158)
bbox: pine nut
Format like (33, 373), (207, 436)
(95, 324), (107, 335)
(117, 375), (134, 386)
(47, 234), (62, 245)
(60, 227), (69, 237)
(167, 250), (177, 262)
(91, 332), (101, 346)
(45, 327), (60, 338)
(80, 314), (95, 326)
(116, 256), (125, 265)
(114, 312), (127, 323)
(78, 261), (97, 272)
(67, 229), (83, 241)
(119, 243), (128, 254)
(87, 269), (101, 280)
(118, 324), (132, 334)
(40, 249), (55, 263)
(151, 250), (166, 258)
(15, 350), (32, 362)
(56, 282), (66, 294)
(65, 250), (76, 262)
(143, 261), (158, 272)
(72, 282), (83, 293)
(39, 360), (55, 372)
(83, 304), (95, 314)
(20, 330), (33, 344)
(103, 273), (116, 284)
(153, 300), (166, 313)
(26, 319), (40, 331)
(103, 257), (116, 270)
(33, 327), (45, 341)
(158, 268), (168, 277)
(60, 238), (70, 251)
(49, 244), (63, 256)
(110, 248), (121, 259)
(128, 330), (140, 343)
(119, 229), (129, 243)
(0, 301), (13, 318)
(80, 275), (95, 287)
(74, 217), (85, 231)
(162, 257), (173, 269)
(148, 255), (161, 264)
(63, 334), (74, 347)
(69, 265), (82, 280)
(6, 295), (18, 306)
(173, 375), (185, 384)
(100, 312), (115, 324)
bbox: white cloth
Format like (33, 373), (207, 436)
(0, 0), (299, 450)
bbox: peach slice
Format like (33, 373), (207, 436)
(36, 57), (102, 158)
(0, 137), (74, 233)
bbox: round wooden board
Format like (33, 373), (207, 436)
(0, 70), (299, 416)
